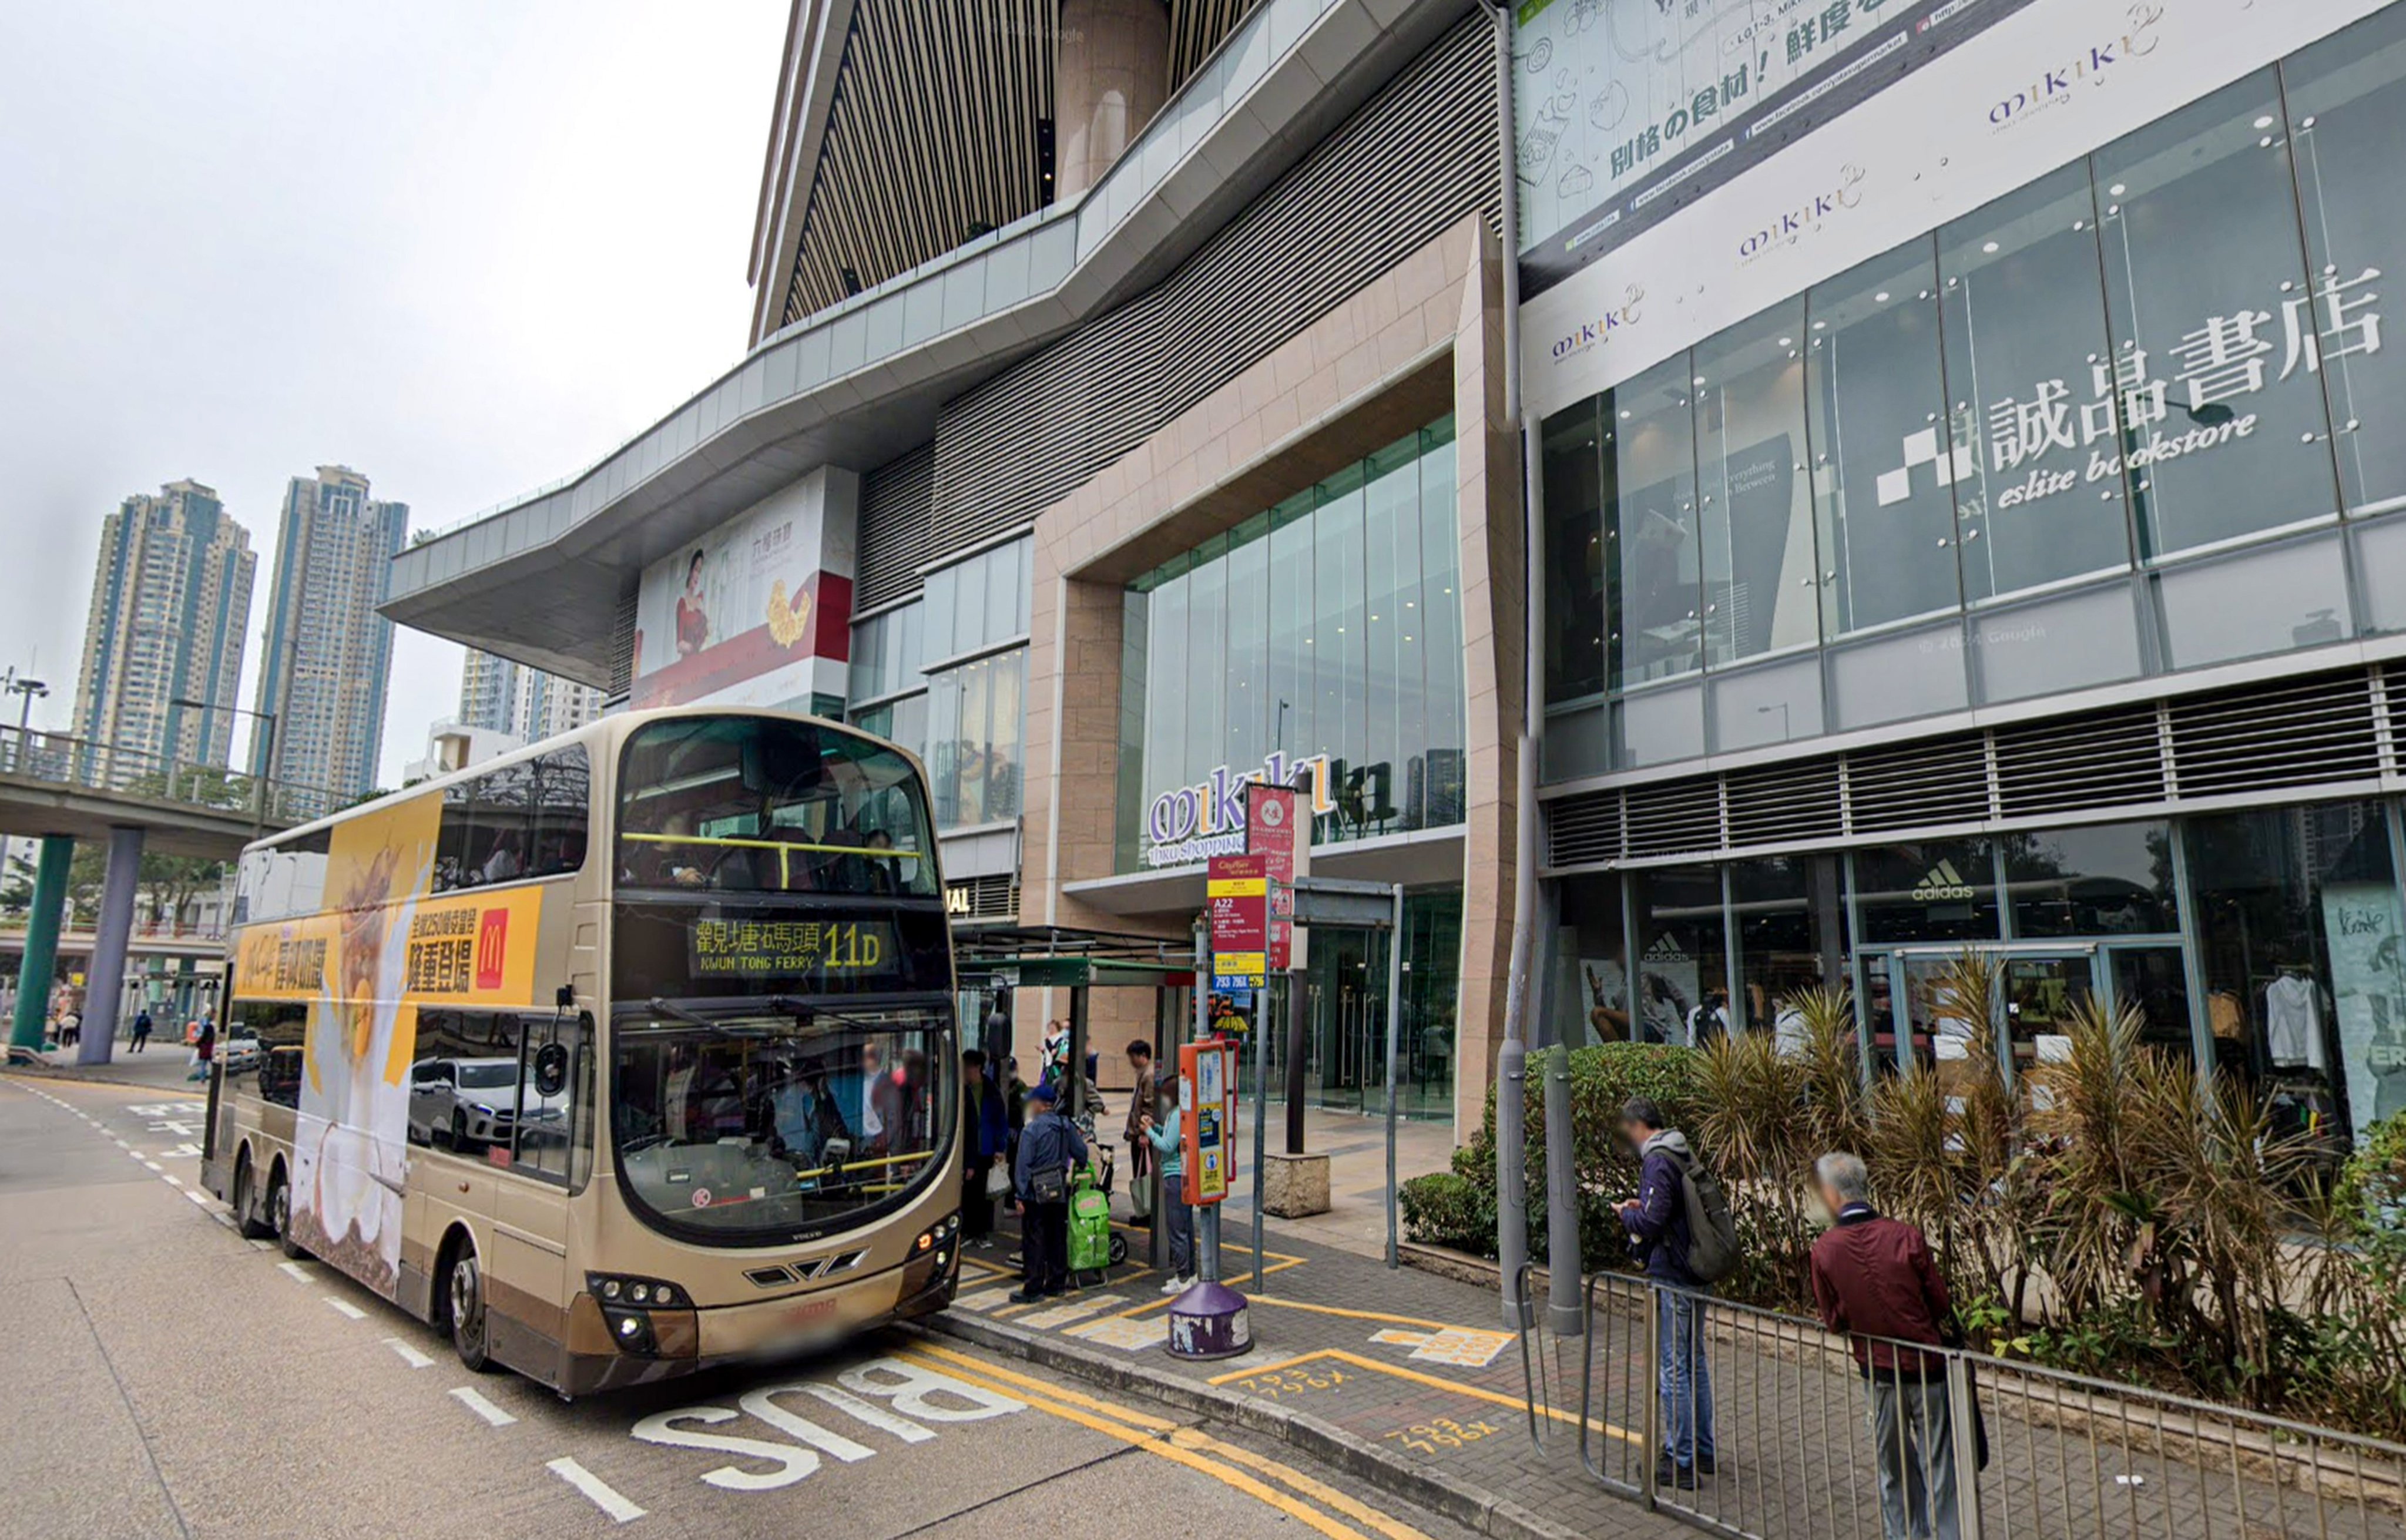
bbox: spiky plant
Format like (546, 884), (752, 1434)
(1696, 1028), (1815, 1299)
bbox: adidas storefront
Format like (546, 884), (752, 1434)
(1520, 0), (2406, 1159)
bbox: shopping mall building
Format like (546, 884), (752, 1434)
(385, 0), (2406, 1148)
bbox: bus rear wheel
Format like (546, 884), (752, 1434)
(269, 1165), (308, 1260)
(444, 1237), (493, 1373)
(231, 1151), (272, 1240)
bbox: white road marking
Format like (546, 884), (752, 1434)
(186, 1190), (212, 1208)
(324, 1297), (368, 1321)
(277, 1261), (313, 1283)
(548, 1458), (644, 1522)
(246, 1238), (276, 1252)
(790, 1383), (937, 1444)
(161, 1175), (182, 1186)
(383, 1338), (434, 1369)
(449, 1387), (516, 1427)
(112, 1138), (129, 1148)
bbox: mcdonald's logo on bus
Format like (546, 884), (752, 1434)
(475, 908), (511, 992)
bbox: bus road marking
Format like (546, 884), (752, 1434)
(548, 1458), (644, 1523)
(383, 1337), (435, 1368)
(324, 1297), (368, 1321)
(449, 1386), (517, 1427)
(186, 1190), (213, 1209)
(786, 1383), (935, 1444)
(277, 1261), (313, 1283)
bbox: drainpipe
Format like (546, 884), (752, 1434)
(1479, 0), (1545, 1336)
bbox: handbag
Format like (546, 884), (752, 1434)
(984, 1163), (1011, 1199)
(1936, 1320), (1992, 1471)
(1028, 1164), (1068, 1205)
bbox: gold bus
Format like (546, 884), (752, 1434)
(202, 707), (963, 1395)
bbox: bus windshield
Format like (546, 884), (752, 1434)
(610, 1002), (954, 1245)
(616, 714), (937, 898)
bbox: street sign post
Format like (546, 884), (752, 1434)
(1170, 920), (1251, 1361)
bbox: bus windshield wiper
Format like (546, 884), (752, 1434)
(768, 996), (931, 1038)
(647, 997), (718, 1029)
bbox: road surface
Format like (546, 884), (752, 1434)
(0, 1071), (1474, 1540)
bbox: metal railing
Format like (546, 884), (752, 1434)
(0, 723), (327, 831)
(1573, 1271), (2406, 1540)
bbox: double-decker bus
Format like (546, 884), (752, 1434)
(202, 708), (962, 1394)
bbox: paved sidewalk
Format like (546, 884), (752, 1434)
(8, 1044), (203, 1091)
(938, 1214), (1679, 1540)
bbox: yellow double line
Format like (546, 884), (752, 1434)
(897, 1341), (1432, 1540)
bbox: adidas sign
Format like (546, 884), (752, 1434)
(1912, 860), (1978, 902)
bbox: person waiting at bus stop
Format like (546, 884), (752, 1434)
(1139, 1074), (1193, 1294)
(1009, 1081), (1086, 1303)
(959, 1049), (1007, 1246)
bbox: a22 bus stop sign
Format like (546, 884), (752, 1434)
(1206, 853), (1266, 988)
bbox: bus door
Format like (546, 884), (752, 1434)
(486, 1009), (591, 1357)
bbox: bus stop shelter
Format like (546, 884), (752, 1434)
(952, 924), (1203, 1125)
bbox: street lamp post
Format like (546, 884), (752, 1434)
(170, 696), (278, 840)
(1, 669), (49, 895)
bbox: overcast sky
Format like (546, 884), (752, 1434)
(0, 1), (786, 786)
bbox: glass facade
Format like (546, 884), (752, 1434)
(1540, 9), (2406, 778)
(847, 538), (1032, 833)
(1120, 418), (1467, 868)
(1548, 804), (2406, 1153)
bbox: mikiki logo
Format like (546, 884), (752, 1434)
(1737, 163), (1868, 264)
(1551, 284), (1646, 361)
(1989, 2), (2163, 128)
(1913, 860), (1979, 902)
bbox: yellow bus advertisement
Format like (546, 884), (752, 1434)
(228, 794), (546, 1297)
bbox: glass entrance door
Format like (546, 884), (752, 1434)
(1885, 945), (2099, 1083)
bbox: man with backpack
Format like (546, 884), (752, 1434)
(1615, 1096), (1723, 1491)
(1009, 1081), (1087, 1303)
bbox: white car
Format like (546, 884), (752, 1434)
(407, 1056), (565, 1152)
(218, 1031), (263, 1075)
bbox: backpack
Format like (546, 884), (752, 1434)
(1668, 1146), (1741, 1284)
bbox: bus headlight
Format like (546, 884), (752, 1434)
(586, 1272), (683, 1309)
(911, 1216), (960, 1275)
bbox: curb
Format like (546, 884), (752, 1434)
(909, 1310), (1583, 1540)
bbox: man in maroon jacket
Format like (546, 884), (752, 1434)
(1808, 1152), (1961, 1540)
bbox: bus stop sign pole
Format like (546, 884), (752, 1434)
(1169, 917), (1252, 1361)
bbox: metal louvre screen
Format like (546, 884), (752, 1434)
(1545, 664), (2404, 872)
(2166, 669), (2382, 797)
(606, 585), (639, 702)
(855, 442), (937, 612)
(926, 15), (1496, 556)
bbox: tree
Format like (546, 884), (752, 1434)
(62, 842), (226, 930)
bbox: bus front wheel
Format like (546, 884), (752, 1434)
(443, 1236), (493, 1373)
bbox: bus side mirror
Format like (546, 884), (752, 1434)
(533, 1043), (571, 1099)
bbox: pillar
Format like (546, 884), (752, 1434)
(78, 826), (144, 1065)
(9, 835), (72, 1051)
(1055, 0), (1168, 199)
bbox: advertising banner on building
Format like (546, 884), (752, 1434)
(1516, 0), (2035, 284)
(630, 467), (858, 710)
(2321, 882), (2406, 1139)
(1522, 0), (2396, 421)
(1245, 782), (1308, 973)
